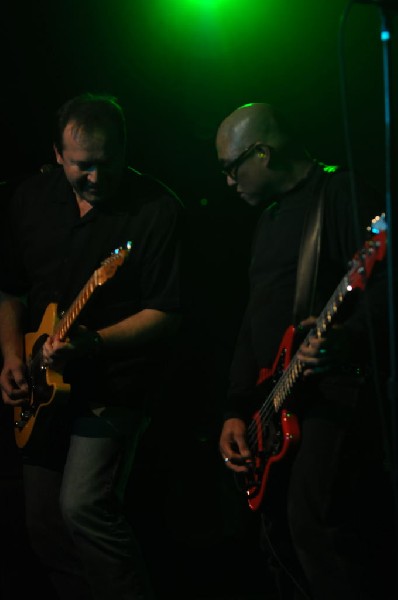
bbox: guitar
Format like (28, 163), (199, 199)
(14, 241), (132, 450)
(244, 214), (387, 511)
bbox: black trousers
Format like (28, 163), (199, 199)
(260, 375), (397, 600)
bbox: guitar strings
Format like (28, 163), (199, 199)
(246, 275), (350, 454)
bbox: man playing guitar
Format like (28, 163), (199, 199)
(216, 102), (395, 600)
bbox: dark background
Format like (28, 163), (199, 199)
(1, 1), (398, 598)
(2, 0), (397, 197)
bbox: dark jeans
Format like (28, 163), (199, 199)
(22, 406), (154, 600)
(260, 377), (396, 600)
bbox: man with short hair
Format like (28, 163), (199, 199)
(0, 92), (184, 599)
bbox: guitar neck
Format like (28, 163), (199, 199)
(54, 271), (100, 341)
(271, 274), (350, 412)
(50, 242), (132, 341)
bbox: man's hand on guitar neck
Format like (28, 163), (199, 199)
(219, 417), (253, 473)
(296, 316), (353, 378)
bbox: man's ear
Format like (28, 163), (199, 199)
(256, 144), (270, 163)
(53, 143), (63, 165)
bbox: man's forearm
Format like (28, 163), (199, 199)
(96, 308), (181, 353)
(0, 293), (26, 360)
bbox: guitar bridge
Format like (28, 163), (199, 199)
(15, 412), (30, 430)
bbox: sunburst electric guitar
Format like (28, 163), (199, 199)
(14, 241), (132, 449)
(244, 214), (387, 511)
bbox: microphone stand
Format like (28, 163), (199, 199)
(350, 3), (398, 506)
(377, 4), (398, 527)
(350, 0), (398, 578)
(369, 5), (398, 586)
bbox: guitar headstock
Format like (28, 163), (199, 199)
(348, 214), (387, 291)
(95, 241), (133, 285)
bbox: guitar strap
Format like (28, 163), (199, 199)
(292, 167), (340, 325)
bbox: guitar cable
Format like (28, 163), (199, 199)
(259, 512), (312, 600)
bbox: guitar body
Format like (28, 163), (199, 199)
(13, 242), (132, 450)
(14, 303), (70, 449)
(246, 325), (301, 511)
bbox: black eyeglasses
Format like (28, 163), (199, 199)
(220, 142), (258, 180)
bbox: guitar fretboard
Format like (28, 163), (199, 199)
(55, 271), (101, 341)
(270, 275), (350, 414)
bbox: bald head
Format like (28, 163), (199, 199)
(216, 102), (313, 205)
(216, 103), (294, 156)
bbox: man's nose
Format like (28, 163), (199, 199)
(87, 166), (99, 182)
(226, 173), (236, 187)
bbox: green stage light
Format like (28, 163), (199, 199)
(118, 0), (347, 116)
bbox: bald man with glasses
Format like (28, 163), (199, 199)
(216, 102), (395, 600)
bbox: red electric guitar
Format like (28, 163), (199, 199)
(244, 214), (387, 511)
(14, 242), (132, 450)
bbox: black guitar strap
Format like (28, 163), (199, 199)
(292, 167), (340, 325)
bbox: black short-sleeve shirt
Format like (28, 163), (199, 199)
(0, 166), (184, 408)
